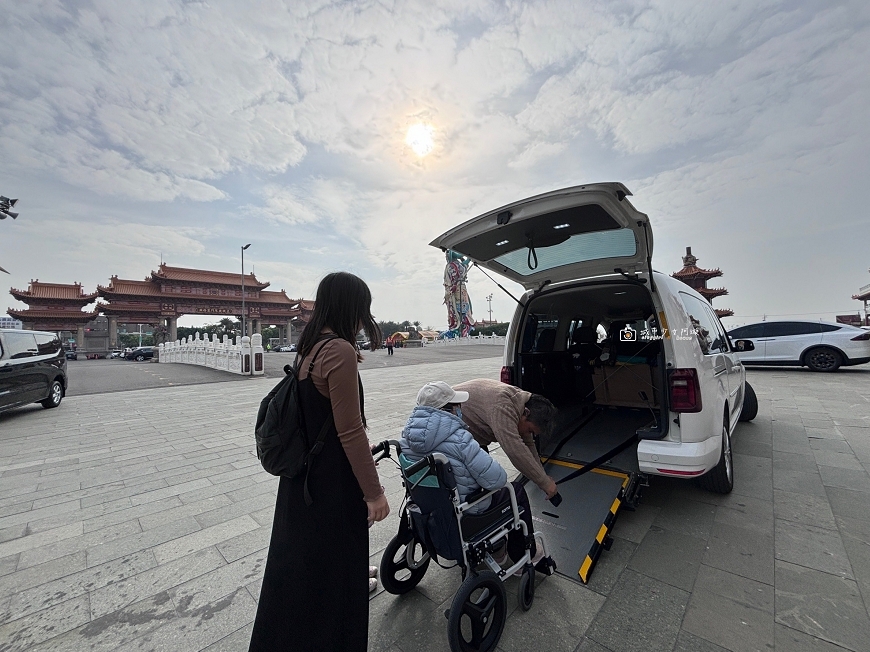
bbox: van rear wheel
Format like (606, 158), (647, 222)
(698, 420), (733, 494)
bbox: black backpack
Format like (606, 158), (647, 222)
(254, 335), (338, 505)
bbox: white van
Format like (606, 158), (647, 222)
(431, 183), (758, 495)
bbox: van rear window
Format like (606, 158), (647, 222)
(494, 228), (637, 276)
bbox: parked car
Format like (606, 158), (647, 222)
(0, 329), (67, 413)
(110, 349), (123, 358)
(125, 346), (155, 361)
(727, 321), (870, 372)
(65, 349), (78, 360)
(431, 182), (757, 494)
(275, 344), (296, 352)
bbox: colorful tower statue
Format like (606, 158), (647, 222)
(443, 250), (474, 337)
(672, 247), (734, 318)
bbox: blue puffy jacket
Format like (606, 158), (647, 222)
(400, 405), (507, 513)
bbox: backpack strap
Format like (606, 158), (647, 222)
(299, 334), (341, 506)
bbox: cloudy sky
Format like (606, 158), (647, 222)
(2, 0), (868, 329)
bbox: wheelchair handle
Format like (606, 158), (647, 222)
(371, 439), (401, 461)
(403, 452), (448, 479)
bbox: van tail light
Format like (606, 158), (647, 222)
(500, 366), (514, 385)
(669, 368), (702, 413)
(851, 332), (870, 341)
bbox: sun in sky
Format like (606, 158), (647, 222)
(405, 123), (435, 157)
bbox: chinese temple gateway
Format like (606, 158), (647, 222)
(7, 265), (314, 350)
(671, 247), (734, 318)
(7, 281), (99, 346)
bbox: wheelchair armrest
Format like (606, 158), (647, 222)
(459, 487), (500, 511)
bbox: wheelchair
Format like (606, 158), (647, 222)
(372, 440), (555, 652)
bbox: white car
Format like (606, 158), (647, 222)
(431, 182), (757, 495)
(727, 321), (870, 372)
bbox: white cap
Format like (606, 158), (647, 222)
(415, 381), (470, 408)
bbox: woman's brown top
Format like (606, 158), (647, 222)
(298, 336), (383, 502)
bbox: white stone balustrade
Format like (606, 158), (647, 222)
(158, 331), (257, 375)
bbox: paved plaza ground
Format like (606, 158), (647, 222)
(1, 350), (869, 651)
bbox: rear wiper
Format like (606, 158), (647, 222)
(472, 263), (524, 308)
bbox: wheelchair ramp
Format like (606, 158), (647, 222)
(527, 460), (632, 584)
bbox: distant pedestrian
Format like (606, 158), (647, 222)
(248, 272), (388, 652)
(386, 340), (394, 355)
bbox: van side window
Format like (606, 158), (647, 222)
(729, 324), (764, 339)
(3, 332), (39, 359)
(679, 293), (726, 355)
(35, 334), (61, 356)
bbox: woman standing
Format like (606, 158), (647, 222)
(249, 272), (389, 652)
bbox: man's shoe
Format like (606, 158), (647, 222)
(534, 555), (557, 576)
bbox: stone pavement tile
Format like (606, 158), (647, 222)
(177, 476), (258, 505)
(775, 519), (855, 579)
(0, 500), (33, 519)
(774, 560), (870, 652)
(584, 536), (637, 597)
(773, 489), (837, 530)
(0, 553), (18, 577)
(826, 486), (870, 522)
(713, 493), (774, 536)
(610, 504), (659, 544)
(0, 552), (86, 605)
(85, 517), (201, 568)
(25, 592), (178, 652)
(194, 493), (275, 529)
(137, 495), (234, 531)
(574, 637), (617, 652)
(650, 497), (716, 540)
(810, 438), (854, 454)
(774, 623), (855, 652)
(732, 434), (772, 459)
(7, 549), (156, 623)
(129, 477), (214, 507)
(224, 480), (277, 504)
(215, 525), (271, 564)
(704, 521), (774, 585)
(772, 434), (812, 455)
(125, 586), (257, 652)
(673, 630), (730, 652)
(772, 462), (827, 498)
(18, 519), (142, 570)
(0, 593), (90, 651)
(585, 569), (688, 652)
(82, 496), (182, 534)
(836, 516), (870, 615)
(201, 622), (254, 651)
(833, 418), (870, 428)
(0, 497), (81, 530)
(0, 521), (84, 560)
(818, 465), (870, 493)
(250, 505), (274, 527)
(731, 454), (773, 500)
(81, 479), (169, 508)
(368, 589), (447, 652)
(681, 585), (773, 652)
(89, 547), (226, 619)
(244, 578), (262, 604)
(803, 419), (837, 430)
(0, 523), (27, 544)
(812, 449), (865, 471)
(498, 577), (605, 652)
(150, 515), (259, 564)
(626, 526), (706, 592)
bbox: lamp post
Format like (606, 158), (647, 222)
(486, 293), (493, 324)
(241, 244), (251, 339)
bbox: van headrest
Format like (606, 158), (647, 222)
(571, 326), (596, 345)
(535, 328), (557, 352)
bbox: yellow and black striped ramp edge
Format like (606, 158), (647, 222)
(525, 459), (631, 585)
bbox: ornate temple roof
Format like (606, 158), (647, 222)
(7, 308), (99, 321)
(98, 278), (161, 296)
(10, 281), (98, 303)
(672, 247), (724, 281)
(151, 263), (269, 289)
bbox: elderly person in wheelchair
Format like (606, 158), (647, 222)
(372, 381), (556, 652)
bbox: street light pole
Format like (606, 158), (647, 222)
(241, 244), (251, 339)
(487, 294), (493, 324)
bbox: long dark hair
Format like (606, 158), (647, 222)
(297, 272), (382, 359)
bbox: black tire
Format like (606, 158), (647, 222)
(518, 564), (535, 611)
(379, 533), (430, 595)
(738, 382), (758, 422)
(447, 570), (507, 652)
(805, 347), (842, 372)
(135, 355), (146, 362)
(41, 380), (63, 409)
(698, 417), (733, 494)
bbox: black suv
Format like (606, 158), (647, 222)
(0, 329), (67, 413)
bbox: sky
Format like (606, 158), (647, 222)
(1, 0), (868, 330)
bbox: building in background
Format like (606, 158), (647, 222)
(850, 270), (870, 326)
(671, 247), (734, 318)
(7, 281), (99, 348)
(0, 316), (22, 329)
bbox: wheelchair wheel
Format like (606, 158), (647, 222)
(518, 564), (535, 611)
(447, 570), (507, 652)
(380, 533), (430, 595)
